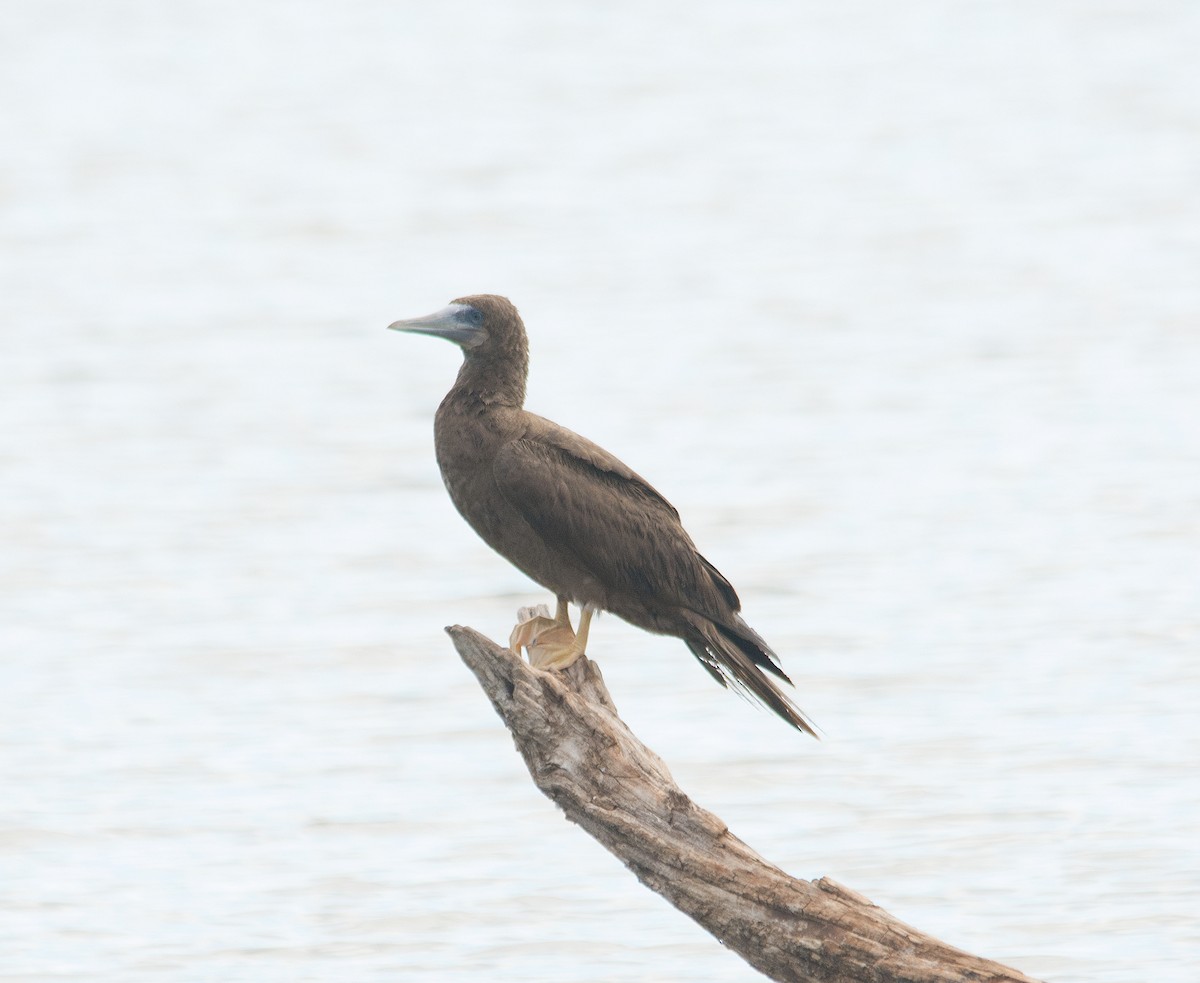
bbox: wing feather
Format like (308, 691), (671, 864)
(493, 416), (816, 736)
(492, 417), (728, 613)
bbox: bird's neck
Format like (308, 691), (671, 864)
(451, 350), (528, 408)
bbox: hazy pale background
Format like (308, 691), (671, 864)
(3, 1), (1198, 980)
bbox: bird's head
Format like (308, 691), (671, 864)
(388, 294), (525, 357)
(389, 294), (529, 403)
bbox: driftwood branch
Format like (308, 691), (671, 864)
(447, 625), (1042, 983)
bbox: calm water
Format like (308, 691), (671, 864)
(3, 2), (1198, 980)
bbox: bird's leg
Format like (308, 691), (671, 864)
(553, 595), (572, 628)
(530, 604), (593, 671)
(510, 598), (594, 669)
(573, 604), (593, 653)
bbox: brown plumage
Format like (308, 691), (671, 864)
(389, 294), (816, 736)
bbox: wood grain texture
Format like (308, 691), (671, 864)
(447, 625), (1043, 983)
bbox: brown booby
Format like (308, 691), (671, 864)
(390, 294), (817, 736)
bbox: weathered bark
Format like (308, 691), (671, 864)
(447, 625), (1043, 983)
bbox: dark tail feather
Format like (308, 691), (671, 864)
(682, 615), (818, 738)
(718, 617), (792, 684)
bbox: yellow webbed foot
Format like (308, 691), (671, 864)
(508, 601), (593, 670)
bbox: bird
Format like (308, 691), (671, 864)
(389, 294), (817, 736)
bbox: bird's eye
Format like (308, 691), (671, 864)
(462, 307), (484, 326)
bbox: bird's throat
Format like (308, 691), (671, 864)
(453, 352), (528, 409)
